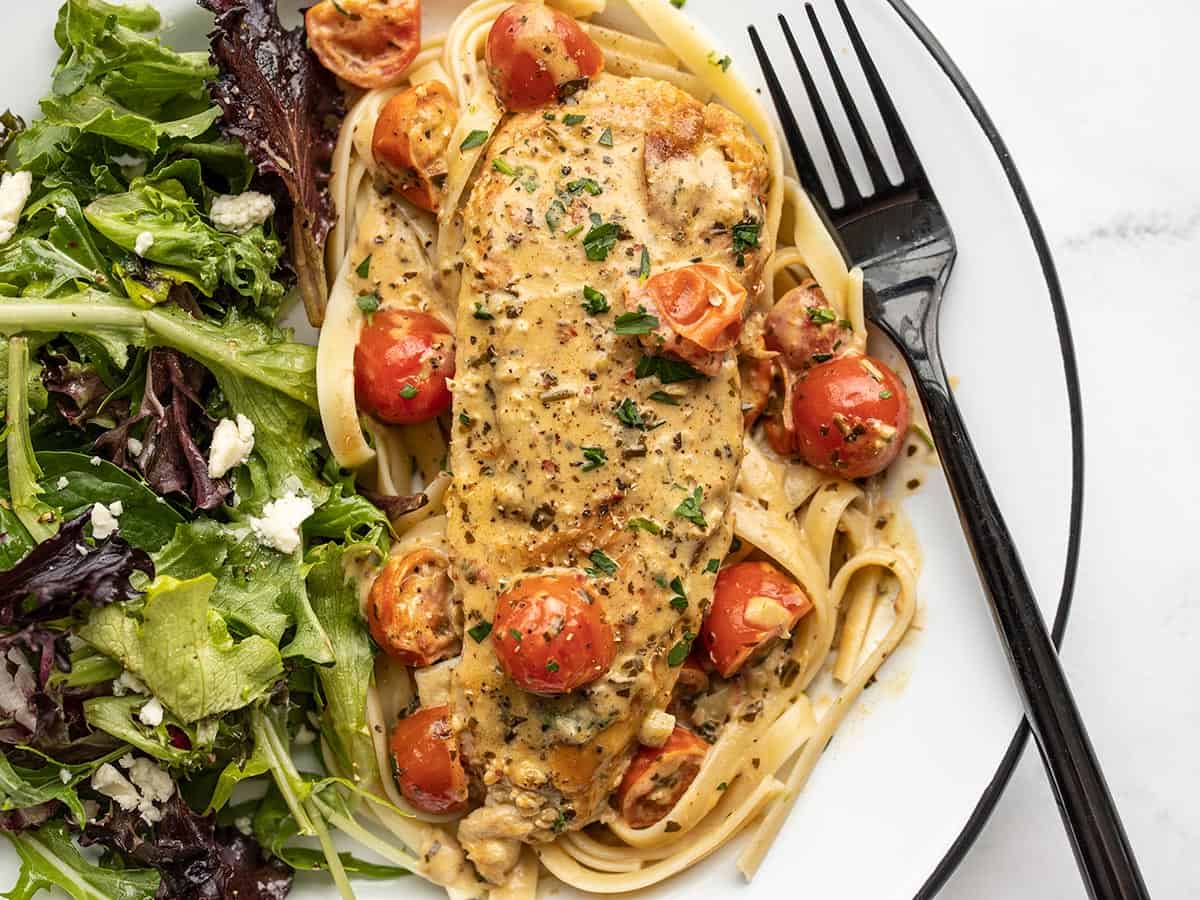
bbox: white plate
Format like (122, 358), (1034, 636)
(0, 2), (1080, 898)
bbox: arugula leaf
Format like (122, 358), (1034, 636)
(0, 753), (91, 829)
(3, 821), (160, 900)
(79, 574), (284, 723)
(5, 338), (57, 542)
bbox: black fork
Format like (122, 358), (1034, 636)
(749, 4), (1150, 899)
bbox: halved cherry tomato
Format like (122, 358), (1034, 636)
(372, 81), (458, 212)
(701, 561), (812, 678)
(368, 548), (460, 667)
(485, 3), (603, 110)
(764, 280), (856, 370)
(491, 574), (615, 695)
(355, 308), (454, 425)
(389, 705), (470, 814)
(617, 726), (708, 828)
(626, 264), (747, 375)
(791, 353), (910, 478)
(306, 0), (421, 89)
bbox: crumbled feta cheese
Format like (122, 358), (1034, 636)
(112, 671), (147, 697)
(109, 500), (124, 516)
(134, 231), (155, 256)
(55, 476), (69, 490)
(0, 171), (33, 245)
(128, 758), (173, 809)
(127, 437), (143, 457)
(209, 191), (276, 235)
(118, 753), (136, 770)
(234, 816), (253, 836)
(249, 492), (314, 554)
(90, 502), (121, 540)
(638, 709), (676, 748)
(75, 543), (89, 556)
(91, 763), (140, 812)
(59, 768), (71, 785)
(54, 205), (68, 219)
(89, 455), (102, 467)
(294, 725), (316, 746)
(138, 696), (164, 728)
(207, 414), (255, 478)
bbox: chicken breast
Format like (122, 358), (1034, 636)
(445, 73), (771, 879)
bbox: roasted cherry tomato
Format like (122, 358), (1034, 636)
(617, 726), (708, 828)
(355, 308), (454, 425)
(764, 280), (857, 370)
(306, 0), (421, 89)
(491, 574), (615, 695)
(372, 81), (458, 212)
(791, 353), (910, 478)
(485, 3), (603, 110)
(626, 264), (747, 375)
(701, 561), (812, 678)
(389, 705), (470, 814)
(368, 548), (460, 667)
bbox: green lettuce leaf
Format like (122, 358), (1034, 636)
(3, 821), (159, 900)
(82, 696), (218, 770)
(153, 519), (332, 664)
(5, 338), (58, 542)
(79, 574), (283, 723)
(306, 544), (376, 785)
(84, 179), (283, 309)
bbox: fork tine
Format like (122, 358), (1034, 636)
(832, 0), (923, 183)
(804, 3), (889, 192)
(777, 14), (861, 209)
(747, 24), (832, 213)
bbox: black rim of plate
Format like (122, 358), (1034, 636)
(874, 1), (1086, 896)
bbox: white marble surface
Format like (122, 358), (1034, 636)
(905, 0), (1200, 897)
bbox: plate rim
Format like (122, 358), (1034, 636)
(862, 1), (1086, 895)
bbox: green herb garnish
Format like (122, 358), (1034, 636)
(598, 127), (614, 147)
(356, 292), (380, 314)
(648, 390), (680, 405)
(708, 52), (732, 71)
(674, 486), (706, 528)
(627, 517), (662, 535)
(581, 446), (607, 471)
(705, 558), (720, 573)
(667, 632), (696, 666)
(806, 306), (837, 324)
(638, 246), (651, 281)
(732, 218), (760, 265)
(459, 412), (474, 427)
(509, 628), (523, 643)
(582, 221), (621, 261)
(564, 223), (585, 239)
(460, 129), (489, 150)
(399, 384), (418, 399)
(581, 285), (609, 315)
(563, 113), (586, 126)
(355, 255), (372, 278)
(546, 198), (566, 233)
(546, 660), (560, 673)
(585, 549), (618, 577)
(567, 177), (602, 196)
(670, 595), (688, 612)
(473, 302), (494, 320)
(492, 157), (518, 177)
(468, 621), (493, 642)
(635, 355), (703, 383)
(613, 397), (645, 429)
(613, 306), (659, 335)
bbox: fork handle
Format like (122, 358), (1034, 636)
(913, 374), (1150, 900)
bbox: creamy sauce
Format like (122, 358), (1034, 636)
(444, 73), (771, 852)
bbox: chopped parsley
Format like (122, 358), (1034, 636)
(543, 112), (557, 121)
(717, 781), (728, 791)
(509, 628), (523, 643)
(806, 306), (838, 324)
(613, 397), (646, 429)
(669, 576), (687, 597)
(880, 389), (894, 400)
(585, 549), (618, 577)
(460, 129), (489, 150)
(522, 173), (539, 193)
(708, 52), (732, 71)
(635, 354), (704, 383)
(627, 517), (662, 535)
(557, 77), (589, 101)
(356, 292), (380, 314)
(355, 255), (372, 278)
(811, 352), (833, 363)
(731, 218), (760, 266)
(458, 412), (474, 427)
(546, 660), (560, 673)
(648, 390), (680, 405)
(546, 198), (566, 232)
(468, 621), (493, 642)
(581, 446), (607, 471)
(563, 113), (586, 126)
(638, 246), (651, 281)
(613, 306), (659, 335)
(567, 177), (602, 196)
(674, 486), (706, 528)
(492, 157), (518, 177)
(564, 223), (585, 239)
(670, 0), (686, 6)
(399, 384), (418, 399)
(598, 127), (614, 147)
(670, 595), (688, 612)
(582, 220), (621, 261)
(581, 285), (609, 315)
(472, 301), (494, 320)
(705, 558), (720, 573)
(667, 632), (696, 666)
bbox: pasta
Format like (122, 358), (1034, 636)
(314, 0), (923, 895)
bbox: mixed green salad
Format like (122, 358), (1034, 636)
(0, 1), (413, 897)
